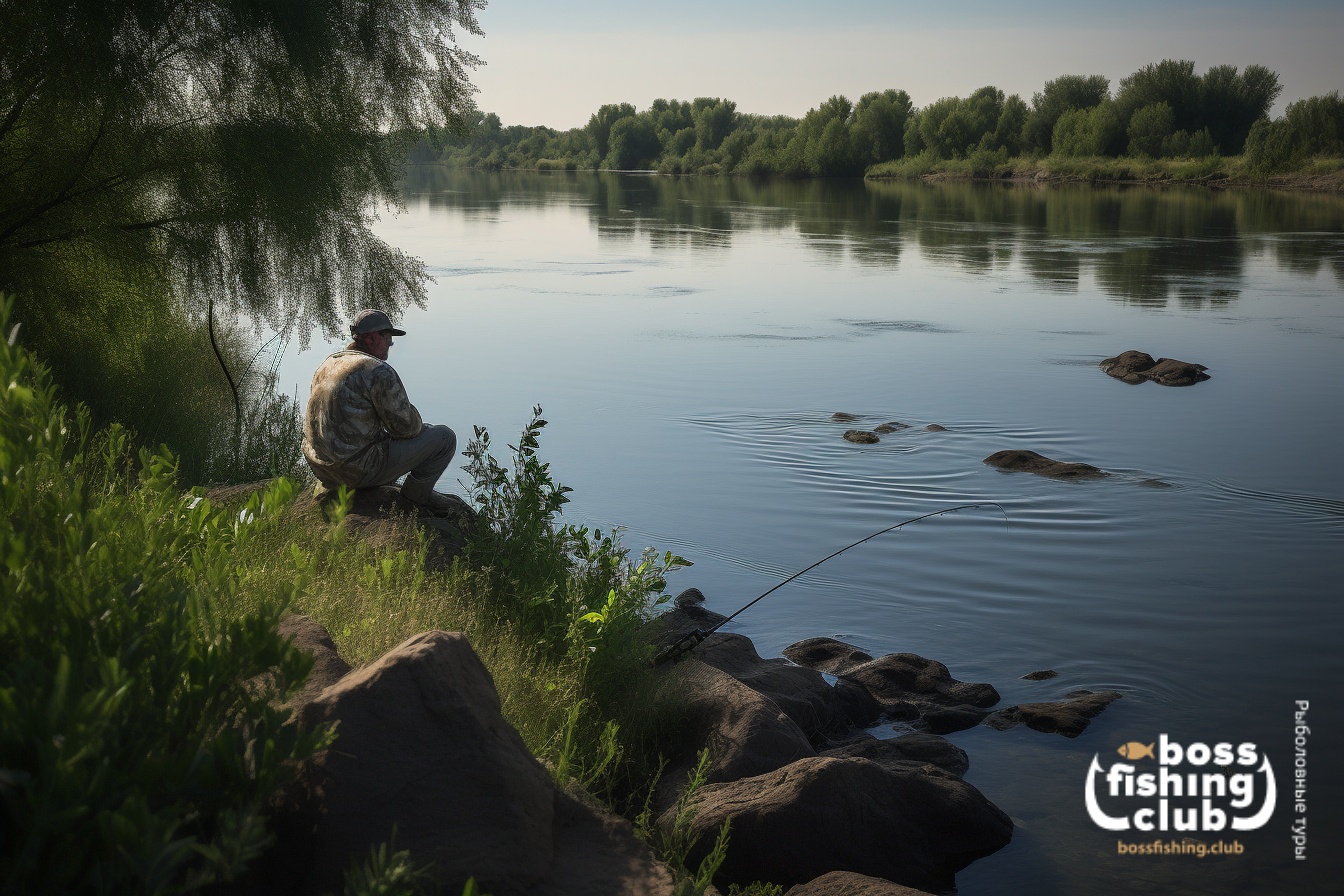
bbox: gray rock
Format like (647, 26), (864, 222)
(983, 449), (1108, 480)
(985, 689), (1122, 738)
(654, 659), (815, 810)
(1099, 349), (1157, 383)
(782, 637), (874, 675)
(664, 756), (1012, 892)
(1141, 357), (1211, 386)
(296, 631), (557, 895)
(921, 705), (990, 735)
(822, 732), (970, 779)
(844, 430), (881, 444)
(276, 614), (350, 715)
(841, 653), (1000, 714)
(786, 870), (937, 896)
(1100, 350), (1209, 386)
(696, 633), (855, 746)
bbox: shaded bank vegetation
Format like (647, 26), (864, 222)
(418, 60), (1344, 184)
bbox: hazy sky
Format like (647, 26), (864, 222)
(462, 1), (1343, 130)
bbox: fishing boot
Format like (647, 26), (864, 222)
(399, 474), (457, 516)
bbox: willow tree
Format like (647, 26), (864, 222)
(0, 1), (484, 469)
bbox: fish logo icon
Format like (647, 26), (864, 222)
(1117, 741), (1155, 760)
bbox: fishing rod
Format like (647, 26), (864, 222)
(653, 502), (1007, 667)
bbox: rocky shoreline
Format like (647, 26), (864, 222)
(240, 579), (1119, 895)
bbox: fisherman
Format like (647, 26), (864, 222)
(301, 309), (458, 514)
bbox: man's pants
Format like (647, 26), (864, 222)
(357, 424), (457, 494)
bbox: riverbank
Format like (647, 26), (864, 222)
(866, 153), (1344, 193)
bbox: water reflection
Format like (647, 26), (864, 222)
(400, 166), (1344, 308)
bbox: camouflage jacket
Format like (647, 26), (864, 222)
(302, 348), (424, 484)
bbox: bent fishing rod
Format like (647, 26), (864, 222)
(653, 502), (1007, 667)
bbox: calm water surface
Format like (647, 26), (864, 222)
(277, 170), (1343, 895)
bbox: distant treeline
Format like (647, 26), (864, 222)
(415, 60), (1344, 177)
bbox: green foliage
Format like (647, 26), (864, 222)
(1023, 74), (1111, 155)
(636, 750), (731, 896)
(1283, 92), (1344, 156)
(852, 90), (914, 166)
(1, 0), (485, 486)
(418, 59), (1319, 180)
(462, 406), (688, 664)
(1053, 102), (1123, 158)
(343, 836), (432, 896)
(0, 296), (331, 893)
(1, 0), (484, 344)
(1128, 102), (1176, 158)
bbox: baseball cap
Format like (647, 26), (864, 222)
(349, 309), (407, 336)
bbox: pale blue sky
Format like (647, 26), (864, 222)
(462, 1), (1343, 129)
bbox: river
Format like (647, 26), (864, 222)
(275, 168), (1343, 895)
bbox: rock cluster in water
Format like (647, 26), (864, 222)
(646, 597), (1121, 892)
(1100, 350), (1210, 386)
(833, 412), (944, 444)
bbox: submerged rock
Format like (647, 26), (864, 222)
(924, 424), (948, 432)
(1099, 349), (1157, 383)
(874, 421), (910, 434)
(986, 689), (1123, 738)
(1100, 350), (1210, 386)
(844, 430), (881, 444)
(983, 449), (1108, 480)
(1141, 357), (1211, 386)
(1020, 669), (1058, 681)
(831, 411), (862, 422)
(921, 705), (991, 735)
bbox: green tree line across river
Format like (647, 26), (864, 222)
(418, 60), (1344, 179)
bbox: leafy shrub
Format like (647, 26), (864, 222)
(0, 296), (330, 893)
(461, 406), (688, 664)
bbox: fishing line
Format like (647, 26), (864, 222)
(653, 502), (1008, 667)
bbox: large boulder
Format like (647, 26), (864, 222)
(665, 756), (1012, 892)
(276, 614), (350, 714)
(821, 733), (970, 779)
(654, 659), (815, 810)
(983, 449), (1108, 481)
(841, 653), (1000, 715)
(694, 633), (855, 745)
(528, 789), (676, 896)
(986, 689), (1122, 738)
(296, 631), (557, 895)
(786, 871), (937, 896)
